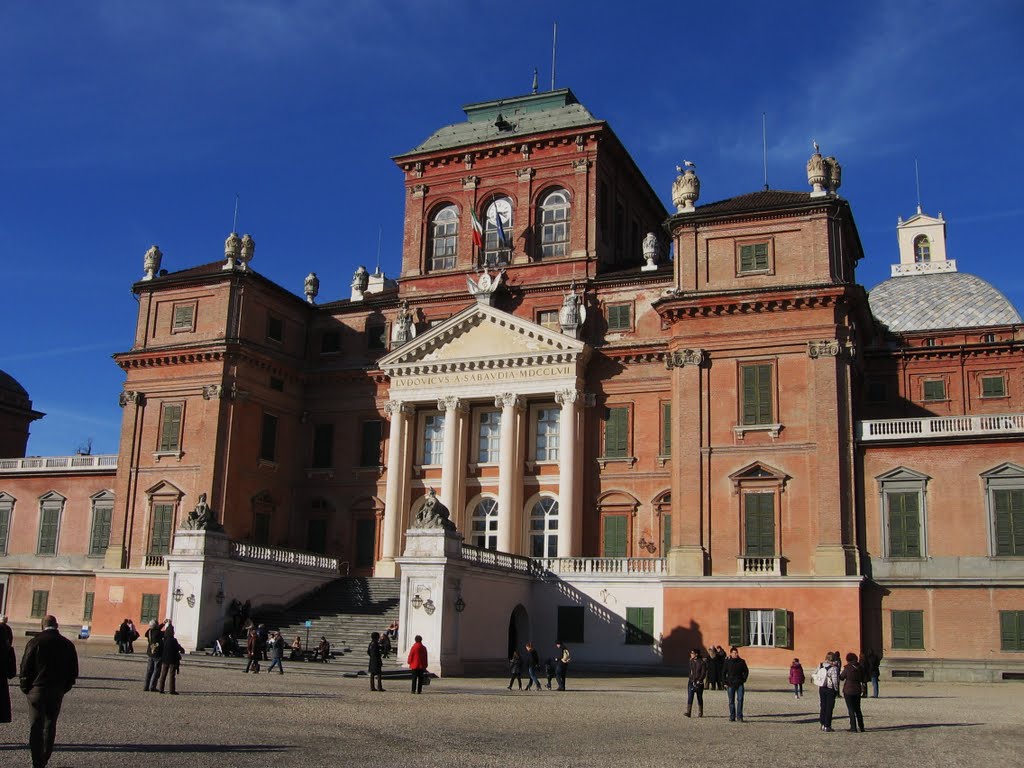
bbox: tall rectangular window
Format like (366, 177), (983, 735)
(83, 592), (95, 622)
(923, 380), (946, 401)
(366, 323), (387, 351)
(140, 593), (161, 625)
(741, 364), (773, 425)
(89, 501), (113, 557)
(171, 302), (196, 333)
(0, 497), (12, 555)
(37, 499), (62, 555)
(739, 242), (769, 272)
(625, 607), (654, 645)
(602, 515), (628, 557)
(886, 491), (922, 557)
(31, 590), (49, 618)
(535, 407), (560, 461)
(891, 610), (925, 650)
(260, 413), (278, 462)
(744, 493), (775, 557)
(1000, 611), (1024, 651)
(477, 410), (501, 464)
(662, 513), (672, 556)
(603, 407), (629, 458)
(360, 420), (383, 467)
(982, 376), (1006, 398)
(149, 503), (174, 555)
(994, 488), (1024, 556)
(312, 423), (334, 468)
(253, 512), (271, 546)
(422, 414), (445, 466)
(158, 403), (183, 453)
(607, 304), (631, 331)
(660, 402), (671, 456)
(266, 313), (284, 343)
(557, 606), (585, 644)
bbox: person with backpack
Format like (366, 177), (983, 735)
(814, 652), (841, 731)
(142, 620), (163, 692)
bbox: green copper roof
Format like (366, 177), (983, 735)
(397, 88), (602, 158)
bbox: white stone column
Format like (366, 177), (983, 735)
(380, 400), (413, 572)
(495, 393), (523, 553)
(438, 397), (467, 518)
(555, 388), (580, 557)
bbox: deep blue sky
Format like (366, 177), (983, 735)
(2, 1), (1022, 456)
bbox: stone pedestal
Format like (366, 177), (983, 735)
(813, 544), (859, 576)
(395, 528), (464, 677)
(667, 545), (707, 577)
(165, 529), (232, 652)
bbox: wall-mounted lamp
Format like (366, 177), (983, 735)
(186, 594), (196, 608)
(454, 596), (466, 613)
(637, 537), (657, 554)
(411, 593), (424, 610)
(173, 587), (183, 603)
(423, 599), (435, 615)
(215, 587), (225, 605)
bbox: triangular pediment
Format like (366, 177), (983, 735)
(875, 466), (930, 483)
(380, 302), (587, 374)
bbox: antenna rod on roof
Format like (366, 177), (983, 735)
(232, 193), (239, 233)
(915, 157), (922, 214)
(376, 225), (382, 274)
(551, 22), (557, 91)
(532, 67), (538, 94)
(762, 112), (769, 191)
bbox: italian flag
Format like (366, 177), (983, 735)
(471, 210), (484, 248)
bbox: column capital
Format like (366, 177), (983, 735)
(807, 339), (842, 359)
(384, 400), (414, 417)
(118, 390), (144, 408)
(495, 393), (524, 411)
(438, 396), (469, 413)
(554, 388), (580, 406)
(665, 348), (707, 369)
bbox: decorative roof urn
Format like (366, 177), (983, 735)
(672, 162), (700, 213)
(807, 142), (827, 197)
(642, 232), (661, 271)
(239, 234), (255, 270)
(142, 244), (163, 281)
(824, 156), (842, 195)
(304, 272), (320, 304)
(223, 232), (242, 270)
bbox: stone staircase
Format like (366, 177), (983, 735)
(197, 576), (404, 674)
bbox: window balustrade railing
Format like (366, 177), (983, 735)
(858, 413), (1024, 442)
(144, 555), (166, 568)
(458, 545), (667, 577)
(737, 556), (782, 575)
(229, 541), (341, 573)
(0, 454), (118, 473)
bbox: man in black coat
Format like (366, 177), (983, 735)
(19, 615), (79, 768)
(722, 646), (749, 722)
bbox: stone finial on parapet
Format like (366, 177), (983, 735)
(239, 234), (255, 270)
(223, 232), (241, 270)
(142, 245), (163, 281)
(672, 161), (700, 213)
(304, 272), (319, 304)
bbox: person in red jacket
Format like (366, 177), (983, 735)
(407, 635), (428, 694)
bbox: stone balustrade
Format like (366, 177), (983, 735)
(0, 454), (118, 473)
(229, 541), (342, 573)
(460, 543), (541, 574)
(737, 556), (782, 575)
(458, 545), (667, 577)
(858, 413), (1024, 442)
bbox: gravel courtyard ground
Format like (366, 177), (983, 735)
(2, 648), (1021, 768)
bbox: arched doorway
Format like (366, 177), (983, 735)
(508, 604), (531, 658)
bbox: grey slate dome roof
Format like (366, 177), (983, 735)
(0, 369), (31, 409)
(868, 271), (1022, 332)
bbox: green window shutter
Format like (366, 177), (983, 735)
(744, 493), (775, 557)
(38, 503), (61, 555)
(982, 376), (1005, 397)
(159, 404), (182, 452)
(774, 608), (791, 649)
(83, 592), (95, 621)
(140, 593), (161, 624)
(923, 380), (945, 401)
(662, 514), (672, 555)
(0, 502), (11, 555)
(994, 489), (1023, 556)
(728, 608), (744, 647)
(360, 421), (382, 467)
(625, 607), (654, 645)
(888, 492), (921, 557)
(661, 402), (671, 455)
(89, 504), (113, 556)
(1000, 611), (1023, 651)
(892, 611), (909, 649)
(149, 504), (174, 555)
(31, 590), (49, 618)
(908, 611), (924, 649)
(608, 304), (631, 331)
(754, 243), (769, 270)
(603, 515), (627, 557)
(604, 407), (628, 458)
(742, 364), (773, 425)
(739, 245), (754, 272)
(172, 304), (194, 330)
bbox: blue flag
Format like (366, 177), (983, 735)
(495, 209), (507, 247)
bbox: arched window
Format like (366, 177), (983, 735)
(538, 189), (570, 258)
(482, 196), (513, 267)
(914, 235), (931, 263)
(430, 204), (459, 271)
(471, 497), (499, 550)
(529, 497), (559, 558)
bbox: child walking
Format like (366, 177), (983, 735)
(507, 649), (523, 690)
(789, 657), (805, 698)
